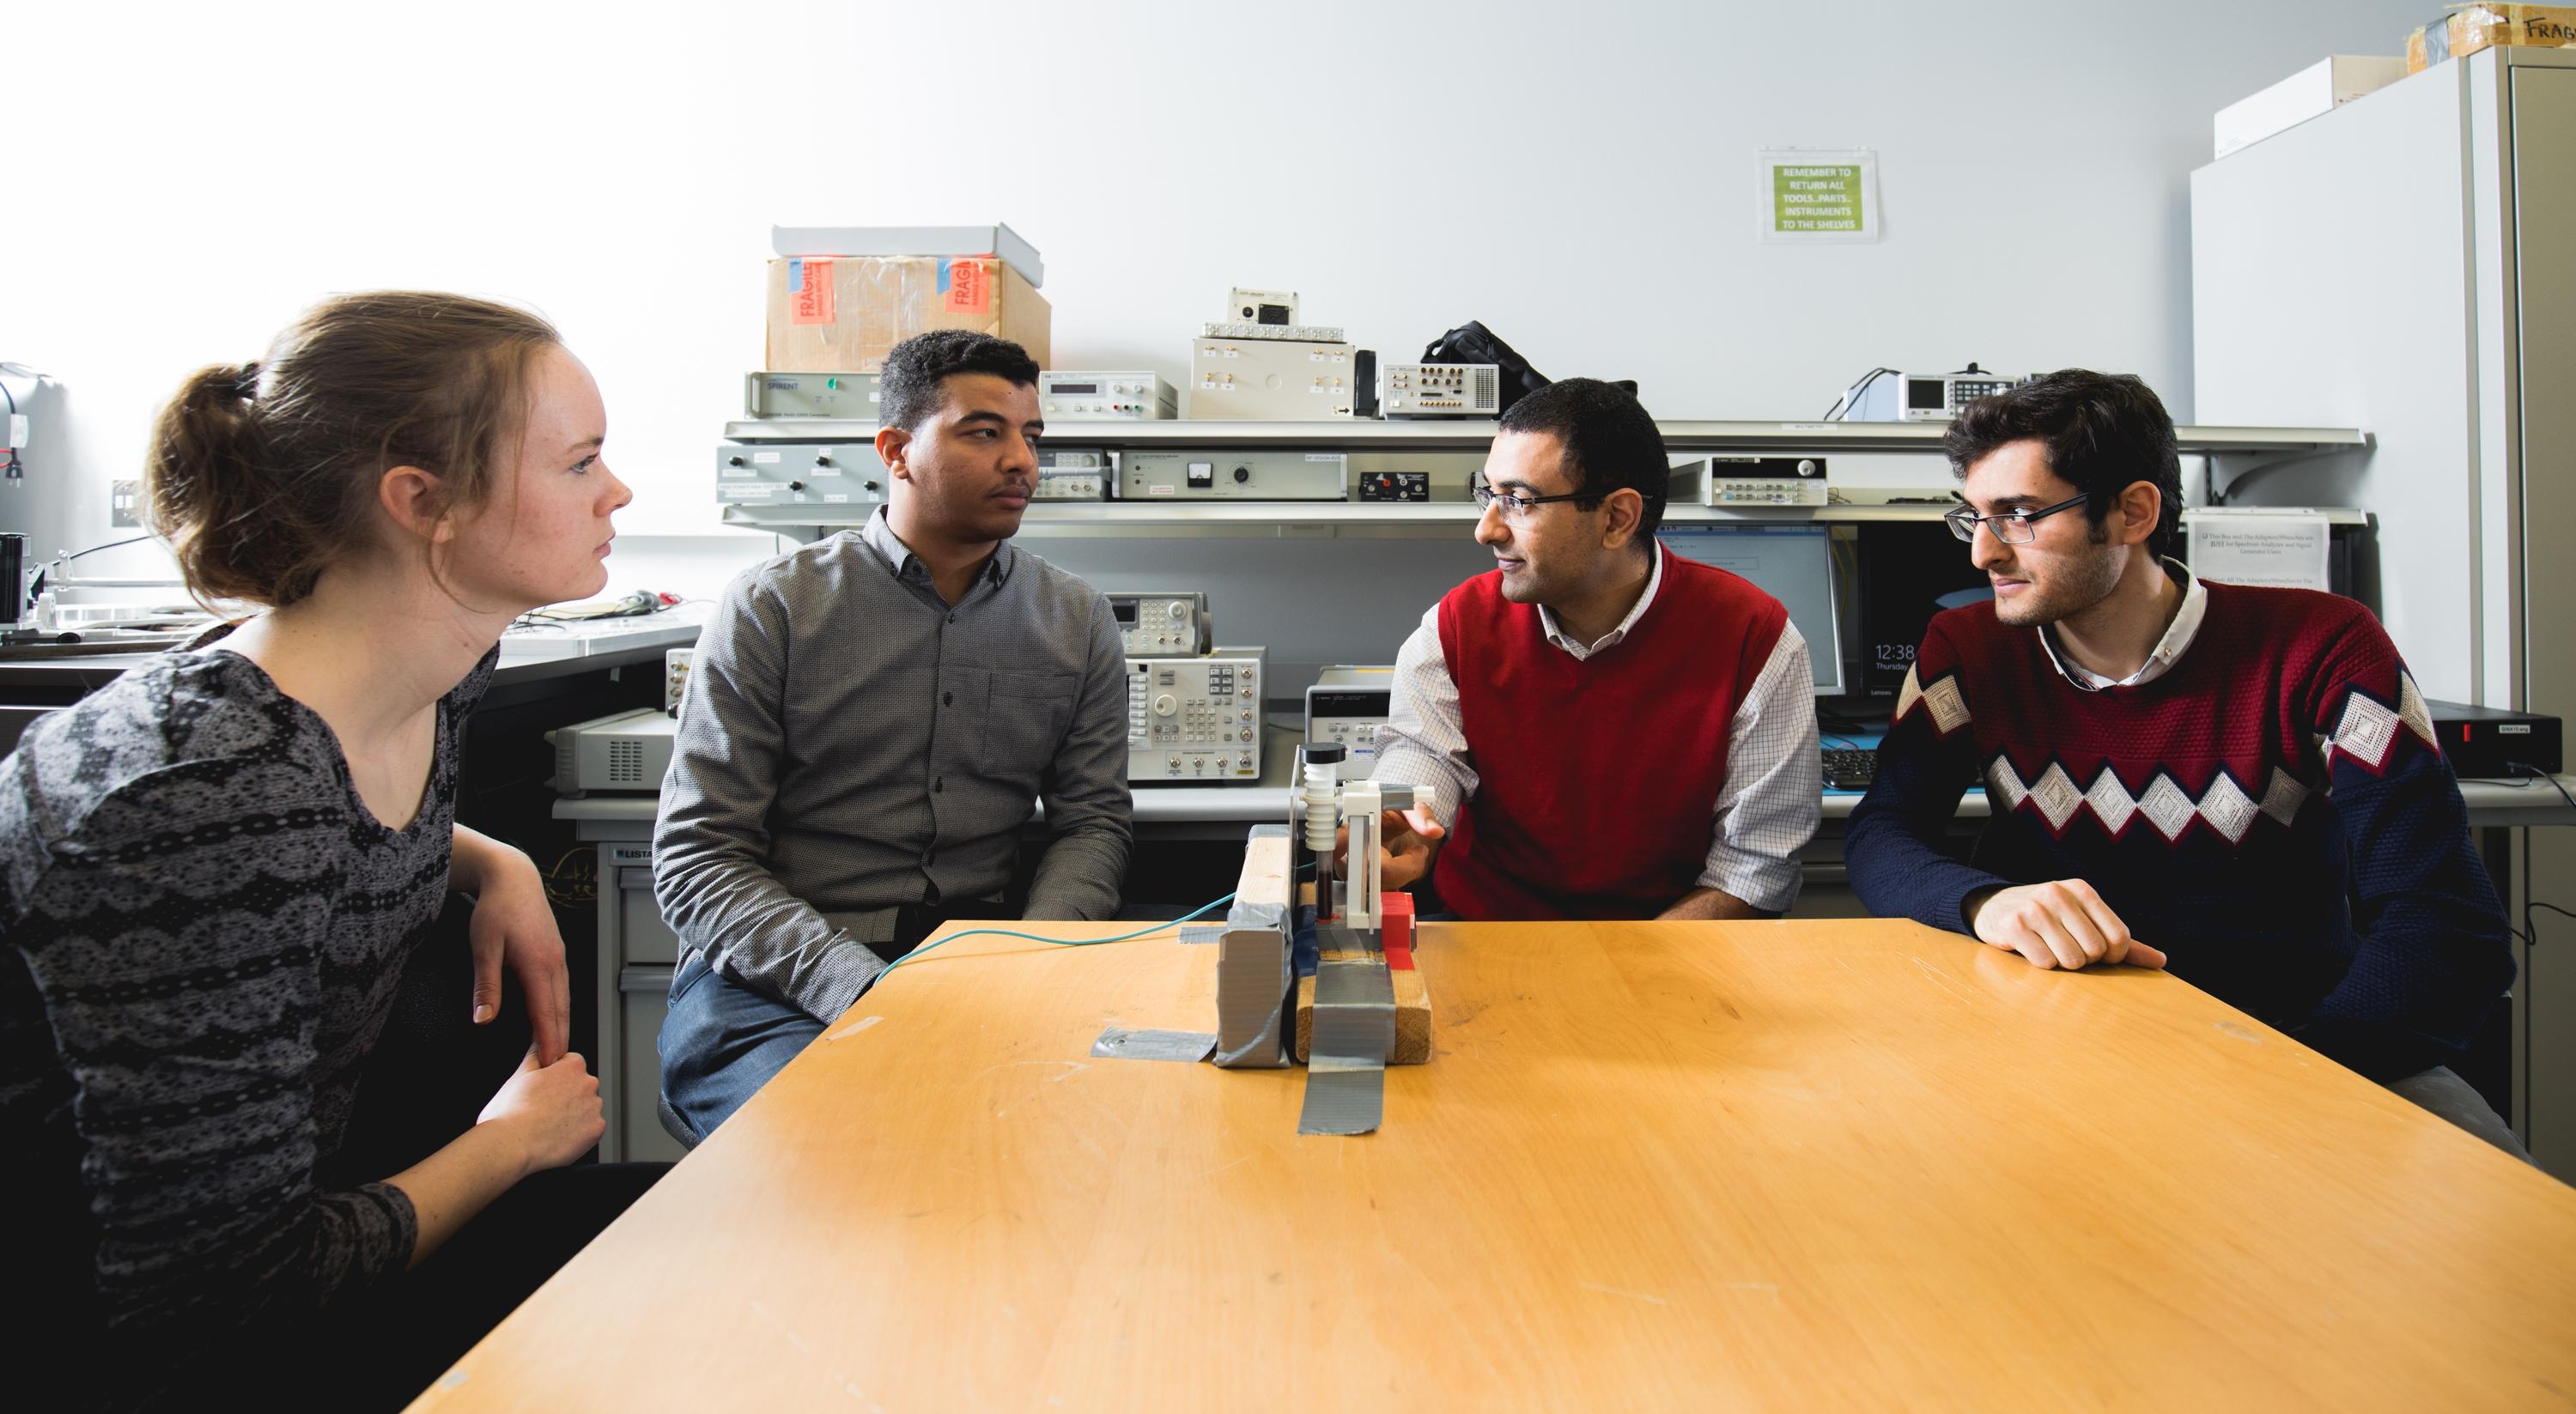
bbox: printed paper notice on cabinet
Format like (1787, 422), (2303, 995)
(2189, 513), (2331, 591)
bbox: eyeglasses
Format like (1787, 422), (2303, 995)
(1471, 474), (1597, 521)
(1946, 493), (2090, 544)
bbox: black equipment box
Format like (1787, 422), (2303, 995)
(2427, 699), (2562, 778)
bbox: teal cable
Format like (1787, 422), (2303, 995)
(877, 863), (1315, 979)
(878, 889), (1241, 974)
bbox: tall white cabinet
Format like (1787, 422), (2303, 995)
(2193, 46), (2576, 1173)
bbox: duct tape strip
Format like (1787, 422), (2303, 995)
(1301, 1066), (1387, 1136)
(1092, 1027), (1218, 1063)
(1179, 925), (1226, 947)
(1213, 823), (1296, 1070)
(1213, 927), (1293, 1068)
(1298, 938), (1395, 1135)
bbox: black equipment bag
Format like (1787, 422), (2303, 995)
(1419, 322), (1634, 413)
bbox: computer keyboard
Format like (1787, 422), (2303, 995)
(1822, 747), (1879, 792)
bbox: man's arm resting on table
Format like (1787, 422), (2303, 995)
(1844, 625), (2160, 970)
(1962, 881), (2166, 970)
(1660, 886), (1774, 920)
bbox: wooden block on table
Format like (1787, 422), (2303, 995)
(1236, 831), (1292, 915)
(1294, 893), (1431, 1065)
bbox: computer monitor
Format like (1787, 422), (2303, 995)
(1851, 519), (1994, 697)
(1656, 525), (1844, 696)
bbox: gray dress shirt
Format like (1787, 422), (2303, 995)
(654, 510), (1132, 1022)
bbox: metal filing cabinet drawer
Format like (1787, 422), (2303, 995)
(619, 867), (678, 964)
(619, 967), (686, 1164)
(593, 839), (659, 1162)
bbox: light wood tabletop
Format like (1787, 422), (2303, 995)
(409, 919), (2576, 1412)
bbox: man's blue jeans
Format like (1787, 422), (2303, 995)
(658, 954), (829, 1142)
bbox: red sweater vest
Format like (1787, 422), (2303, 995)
(1431, 549), (1789, 919)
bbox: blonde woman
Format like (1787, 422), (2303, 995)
(1, 292), (660, 1410)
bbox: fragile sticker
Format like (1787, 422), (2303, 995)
(789, 258), (835, 325)
(939, 257), (990, 315)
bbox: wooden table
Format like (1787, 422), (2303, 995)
(410, 919), (2576, 1411)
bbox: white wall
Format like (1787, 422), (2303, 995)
(6, 0), (2433, 596)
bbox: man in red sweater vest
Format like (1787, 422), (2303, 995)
(1844, 371), (2522, 1155)
(1359, 379), (1820, 919)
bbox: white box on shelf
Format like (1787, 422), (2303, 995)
(2214, 57), (2407, 159)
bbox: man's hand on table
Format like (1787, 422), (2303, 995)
(1965, 879), (2169, 971)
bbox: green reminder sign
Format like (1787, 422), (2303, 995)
(1772, 164), (1863, 233)
(1759, 149), (1880, 243)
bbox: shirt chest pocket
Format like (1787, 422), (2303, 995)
(981, 670), (1079, 780)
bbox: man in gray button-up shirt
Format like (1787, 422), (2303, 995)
(655, 331), (1132, 1138)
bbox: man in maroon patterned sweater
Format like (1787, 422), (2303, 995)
(1844, 370), (2523, 1156)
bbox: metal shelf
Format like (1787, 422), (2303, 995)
(718, 499), (1968, 536)
(713, 416), (2369, 537)
(723, 416), (2367, 457)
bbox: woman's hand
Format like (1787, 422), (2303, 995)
(477, 1047), (606, 1178)
(456, 828), (573, 1064)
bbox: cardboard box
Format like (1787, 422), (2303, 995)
(763, 256), (1051, 374)
(770, 224), (1042, 288)
(2409, 4), (2576, 73)
(2214, 56), (2407, 158)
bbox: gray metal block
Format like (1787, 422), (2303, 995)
(1212, 926), (1291, 1069)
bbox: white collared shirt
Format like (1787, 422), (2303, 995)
(2037, 557), (2208, 691)
(1534, 536), (1668, 659)
(1370, 545), (1820, 912)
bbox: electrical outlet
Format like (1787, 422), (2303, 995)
(110, 481), (143, 528)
